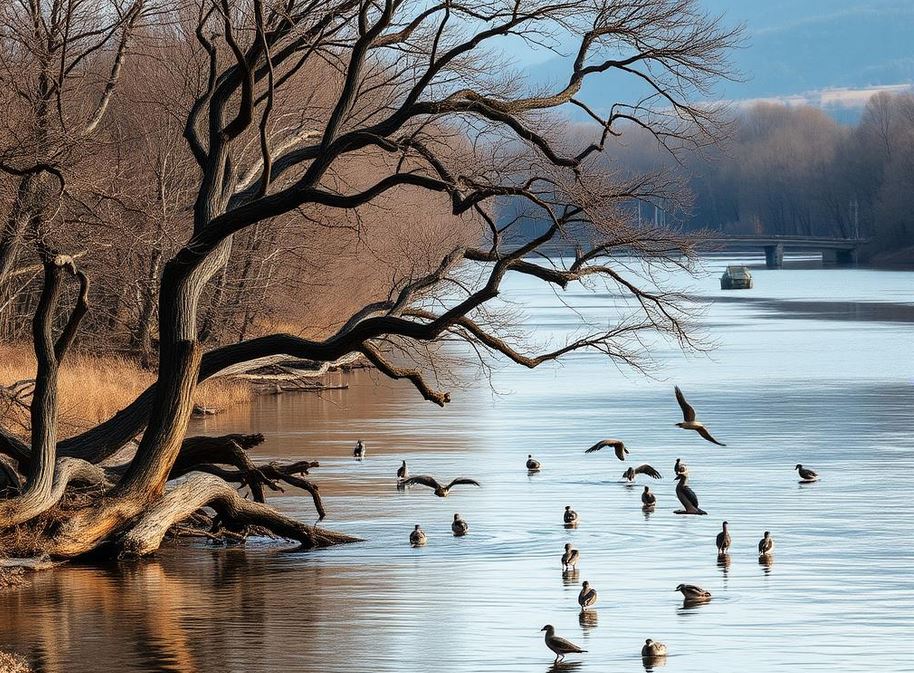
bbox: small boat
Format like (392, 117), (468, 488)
(720, 265), (753, 290)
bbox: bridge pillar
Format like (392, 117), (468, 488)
(764, 243), (784, 269)
(822, 248), (857, 267)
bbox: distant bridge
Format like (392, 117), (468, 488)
(699, 235), (868, 269)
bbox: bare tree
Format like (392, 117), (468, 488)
(0, 0), (737, 561)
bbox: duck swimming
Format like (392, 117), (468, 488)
(526, 454), (541, 471)
(675, 583), (711, 602)
(409, 524), (427, 546)
(642, 486), (656, 509)
(563, 505), (579, 525)
(641, 639), (668, 657)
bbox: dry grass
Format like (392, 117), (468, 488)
(0, 343), (251, 439)
(0, 651), (32, 673)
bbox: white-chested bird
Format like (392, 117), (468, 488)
(622, 464), (662, 482)
(758, 531), (774, 555)
(795, 464), (819, 482)
(401, 475), (480, 497)
(674, 472), (707, 515)
(585, 439), (628, 461)
(562, 543), (579, 570)
(716, 521), (731, 554)
(451, 513), (469, 537)
(578, 581), (598, 610)
(409, 524), (426, 546)
(541, 625), (586, 663)
(526, 454), (541, 471)
(674, 386), (726, 445)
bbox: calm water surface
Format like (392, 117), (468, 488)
(2, 255), (913, 672)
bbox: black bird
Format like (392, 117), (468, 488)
(674, 386), (726, 445)
(563, 505), (579, 525)
(641, 486), (656, 509)
(622, 464), (662, 482)
(401, 475), (480, 497)
(585, 439), (628, 461)
(353, 439), (365, 458)
(674, 457), (688, 476)
(526, 454), (542, 471)
(716, 521), (731, 554)
(397, 460), (408, 481)
(451, 513), (469, 536)
(795, 464), (819, 482)
(674, 472), (707, 515)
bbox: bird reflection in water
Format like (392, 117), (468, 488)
(547, 661), (583, 673)
(759, 553), (774, 574)
(642, 654), (668, 671)
(678, 597), (712, 613)
(717, 552), (731, 579)
(562, 569), (580, 587)
(578, 609), (598, 631)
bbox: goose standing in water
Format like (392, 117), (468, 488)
(674, 457), (688, 476)
(526, 454), (541, 471)
(562, 543), (580, 570)
(795, 464), (819, 482)
(641, 486), (656, 509)
(563, 505), (579, 526)
(674, 386), (726, 445)
(675, 583), (712, 602)
(585, 438), (629, 460)
(641, 639), (668, 658)
(401, 475), (480, 497)
(716, 521), (731, 554)
(353, 439), (365, 459)
(578, 581), (598, 610)
(451, 513), (469, 537)
(541, 625), (586, 663)
(622, 464), (662, 482)
(409, 524), (427, 546)
(758, 531), (774, 555)
(674, 472), (707, 515)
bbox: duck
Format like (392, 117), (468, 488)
(674, 386), (726, 445)
(561, 543), (580, 570)
(578, 581), (598, 610)
(353, 439), (365, 459)
(409, 524), (426, 546)
(758, 531), (774, 555)
(400, 475), (480, 497)
(674, 457), (688, 476)
(641, 486), (656, 508)
(526, 454), (541, 471)
(622, 464), (662, 482)
(795, 464), (819, 482)
(541, 625), (586, 663)
(716, 521), (731, 554)
(397, 460), (408, 481)
(563, 505), (579, 525)
(675, 583), (711, 602)
(584, 438), (629, 461)
(451, 513), (469, 536)
(674, 472), (707, 515)
(641, 639), (668, 658)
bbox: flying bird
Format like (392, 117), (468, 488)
(563, 505), (579, 525)
(397, 460), (408, 481)
(585, 439), (629, 461)
(541, 625), (586, 663)
(758, 531), (774, 556)
(674, 386), (726, 446)
(622, 464), (662, 482)
(401, 475), (481, 497)
(353, 439), (365, 458)
(641, 639), (668, 658)
(526, 454), (541, 471)
(795, 464), (819, 482)
(641, 486), (656, 509)
(451, 513), (469, 537)
(716, 521), (731, 554)
(578, 581), (598, 611)
(561, 543), (579, 570)
(409, 524), (426, 546)
(675, 583), (712, 602)
(674, 472), (707, 515)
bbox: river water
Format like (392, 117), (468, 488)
(1, 255), (913, 673)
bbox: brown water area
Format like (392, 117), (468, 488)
(2, 255), (914, 672)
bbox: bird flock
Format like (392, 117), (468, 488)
(351, 385), (819, 664)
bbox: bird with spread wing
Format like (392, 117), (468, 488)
(674, 386), (726, 446)
(401, 475), (481, 497)
(584, 439), (629, 461)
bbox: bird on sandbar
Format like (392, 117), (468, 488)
(641, 486), (656, 509)
(561, 543), (579, 570)
(563, 505), (579, 525)
(674, 472), (707, 515)
(674, 457), (688, 476)
(758, 531), (774, 556)
(622, 464), (662, 482)
(401, 475), (480, 497)
(397, 460), (408, 481)
(795, 464), (819, 482)
(674, 386), (726, 445)
(578, 581), (598, 610)
(675, 583), (711, 602)
(716, 521), (731, 554)
(353, 439), (366, 459)
(585, 438), (629, 461)
(526, 454), (541, 471)
(451, 513), (469, 536)
(541, 625), (586, 663)
(641, 639), (668, 658)
(409, 524), (426, 546)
